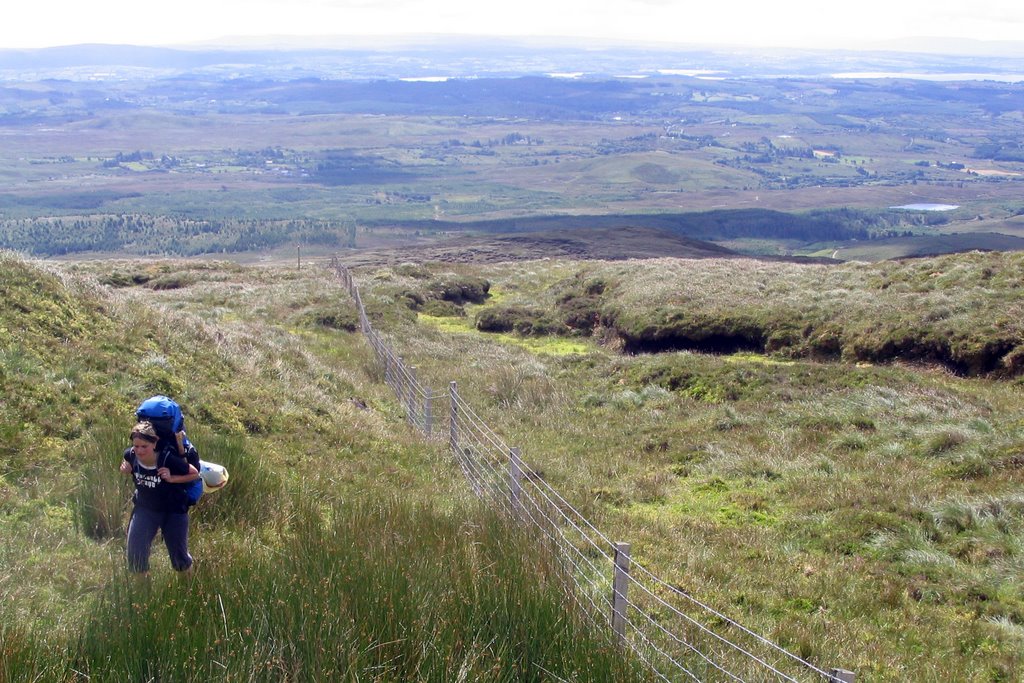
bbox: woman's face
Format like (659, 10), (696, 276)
(132, 438), (156, 459)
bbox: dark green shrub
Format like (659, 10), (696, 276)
(807, 325), (844, 359)
(398, 289), (426, 310)
(300, 305), (359, 331)
(394, 263), (432, 279)
(1003, 345), (1024, 374)
(98, 271), (152, 288)
(146, 273), (194, 290)
(583, 278), (607, 295)
(476, 306), (528, 333)
(950, 337), (1018, 376)
(764, 324), (803, 353)
(475, 305), (564, 336)
(428, 275), (490, 304)
(557, 295), (602, 334)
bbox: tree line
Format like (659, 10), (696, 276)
(0, 215), (356, 256)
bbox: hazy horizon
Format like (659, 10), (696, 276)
(8, 0), (1024, 54)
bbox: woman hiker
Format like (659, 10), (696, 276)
(120, 421), (200, 575)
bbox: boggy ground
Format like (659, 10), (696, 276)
(354, 251), (1024, 680)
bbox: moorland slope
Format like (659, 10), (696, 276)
(0, 251), (642, 681)
(352, 249), (1024, 680)
(3, 248), (1024, 681)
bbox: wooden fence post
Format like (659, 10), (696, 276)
(829, 669), (855, 682)
(612, 542), (631, 643)
(509, 447), (523, 521)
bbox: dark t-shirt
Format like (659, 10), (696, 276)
(123, 447), (190, 514)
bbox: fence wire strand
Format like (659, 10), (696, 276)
(332, 261), (849, 683)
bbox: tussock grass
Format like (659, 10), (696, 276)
(349, 255), (1024, 680)
(3, 253), (646, 682)
(73, 418), (134, 540)
(553, 252), (1024, 375)
(6, 250), (1024, 680)
(50, 499), (642, 683)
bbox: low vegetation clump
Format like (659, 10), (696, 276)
(523, 252), (1024, 376)
(475, 304), (567, 336)
(375, 270), (492, 319)
(427, 274), (491, 304)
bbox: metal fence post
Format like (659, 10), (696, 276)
(424, 389), (433, 437)
(449, 381), (459, 453)
(408, 366), (418, 427)
(399, 358), (407, 401)
(829, 669), (856, 683)
(509, 447), (523, 521)
(612, 542), (631, 643)
(356, 292), (368, 332)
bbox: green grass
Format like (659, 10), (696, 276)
(6, 250), (1024, 680)
(32, 497), (639, 683)
(349, 255), (1024, 681)
(560, 252), (1024, 376)
(0, 252), (647, 682)
(418, 313), (591, 356)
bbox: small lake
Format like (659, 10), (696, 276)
(890, 203), (960, 211)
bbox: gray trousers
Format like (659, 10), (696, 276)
(126, 506), (192, 573)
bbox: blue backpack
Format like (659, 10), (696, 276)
(136, 395), (203, 507)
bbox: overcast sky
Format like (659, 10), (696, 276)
(5, 0), (1024, 50)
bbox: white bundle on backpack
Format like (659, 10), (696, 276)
(199, 461), (229, 491)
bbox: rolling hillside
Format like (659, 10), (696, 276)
(3, 248), (1024, 680)
(0, 251), (642, 681)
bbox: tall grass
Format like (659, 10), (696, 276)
(73, 418), (134, 540)
(71, 420), (283, 539)
(52, 499), (643, 682)
(184, 424), (284, 530)
(11, 390), (646, 682)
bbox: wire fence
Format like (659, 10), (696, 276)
(332, 259), (856, 683)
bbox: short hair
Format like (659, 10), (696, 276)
(130, 421), (159, 443)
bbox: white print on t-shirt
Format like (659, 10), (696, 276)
(135, 467), (161, 489)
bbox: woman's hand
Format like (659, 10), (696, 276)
(158, 467), (171, 481)
(120, 460), (132, 475)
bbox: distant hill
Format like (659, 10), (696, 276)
(4, 38), (1024, 82)
(833, 231), (1024, 261)
(339, 226), (747, 266)
(863, 37), (1024, 58)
